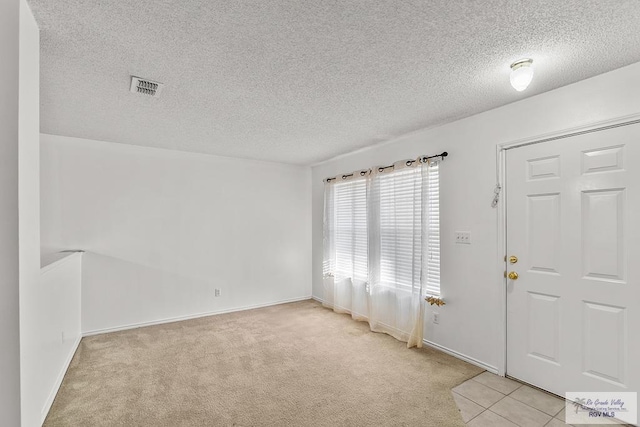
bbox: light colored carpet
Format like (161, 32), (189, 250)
(45, 300), (483, 426)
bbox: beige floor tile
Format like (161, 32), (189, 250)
(451, 391), (484, 423)
(555, 407), (566, 420)
(467, 410), (518, 427)
(452, 379), (504, 408)
(472, 372), (522, 394)
(490, 396), (553, 427)
(545, 418), (573, 426)
(510, 385), (565, 416)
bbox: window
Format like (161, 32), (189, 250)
(325, 162), (440, 296)
(333, 179), (368, 283)
(323, 160), (441, 346)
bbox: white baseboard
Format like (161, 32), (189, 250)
(41, 335), (82, 425)
(82, 295), (313, 337)
(422, 339), (498, 374)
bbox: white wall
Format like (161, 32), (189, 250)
(41, 135), (312, 334)
(0, 0), (22, 424)
(37, 253), (82, 425)
(19, 6), (83, 425)
(312, 62), (640, 372)
(18, 1), (44, 425)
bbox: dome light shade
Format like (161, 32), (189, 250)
(510, 59), (534, 91)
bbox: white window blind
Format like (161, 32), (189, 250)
(378, 168), (422, 290)
(333, 179), (368, 282)
(425, 164), (440, 296)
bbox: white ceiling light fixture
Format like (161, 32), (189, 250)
(510, 59), (534, 92)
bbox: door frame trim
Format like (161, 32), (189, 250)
(494, 112), (640, 377)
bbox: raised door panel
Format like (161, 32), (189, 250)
(581, 189), (625, 283)
(582, 301), (627, 387)
(527, 292), (561, 365)
(527, 193), (561, 275)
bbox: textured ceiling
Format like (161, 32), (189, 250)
(30, 0), (640, 165)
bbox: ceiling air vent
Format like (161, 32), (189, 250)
(130, 76), (164, 97)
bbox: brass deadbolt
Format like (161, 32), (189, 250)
(509, 255), (518, 264)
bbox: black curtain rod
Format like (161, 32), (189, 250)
(325, 151), (448, 182)
(422, 151), (448, 162)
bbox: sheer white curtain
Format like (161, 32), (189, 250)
(323, 181), (336, 309)
(368, 160), (425, 347)
(323, 159), (438, 348)
(323, 172), (369, 321)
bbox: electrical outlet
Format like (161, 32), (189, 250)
(432, 312), (439, 324)
(455, 231), (471, 244)
(214, 289), (221, 297)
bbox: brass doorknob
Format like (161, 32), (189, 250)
(508, 271), (519, 280)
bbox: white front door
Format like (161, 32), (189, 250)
(506, 123), (640, 397)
